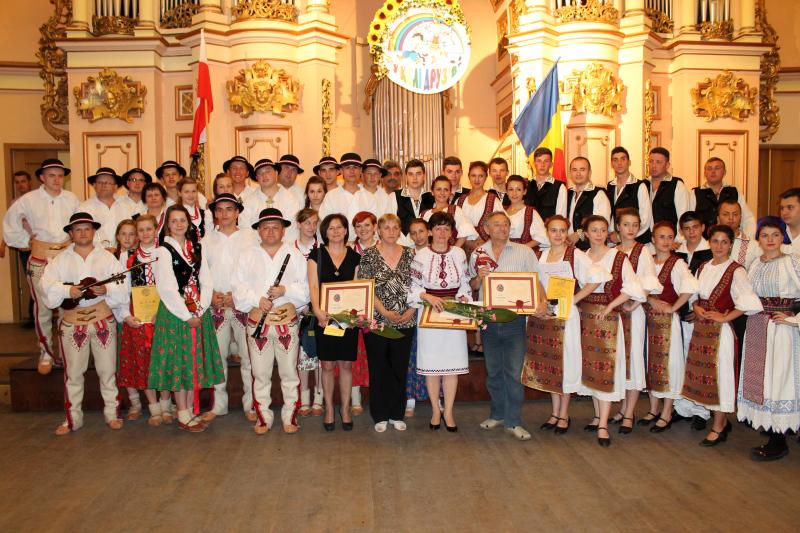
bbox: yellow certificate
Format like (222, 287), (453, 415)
(419, 305), (478, 330)
(131, 285), (160, 323)
(483, 272), (539, 314)
(321, 279), (375, 318)
(546, 276), (575, 320)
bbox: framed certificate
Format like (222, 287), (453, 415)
(419, 305), (478, 330)
(321, 279), (375, 318)
(482, 272), (539, 314)
(131, 286), (160, 323)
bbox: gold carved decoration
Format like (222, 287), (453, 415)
(645, 8), (673, 33)
(190, 144), (207, 197)
(161, 3), (199, 29)
(691, 71), (757, 122)
(496, 12), (508, 58)
(555, 0), (619, 26)
(363, 65), (380, 114)
(442, 88), (453, 114)
(756, 0), (780, 141)
(644, 80), (654, 159)
(508, 0), (525, 34)
(698, 19), (733, 40)
(93, 15), (136, 36)
(37, 0), (72, 144)
(232, 0), (298, 22)
(73, 68), (146, 123)
(321, 79), (332, 157)
(569, 63), (624, 117)
(226, 60), (300, 118)
(526, 77), (536, 98)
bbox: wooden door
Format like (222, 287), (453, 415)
(4, 144), (67, 322)
(759, 146), (800, 217)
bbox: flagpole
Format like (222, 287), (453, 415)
(490, 127), (516, 160)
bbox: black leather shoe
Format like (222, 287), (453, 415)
(540, 414), (558, 430)
(650, 417), (673, 433)
(445, 423), (458, 433)
(637, 412), (658, 426)
(584, 417), (600, 432)
(671, 411), (690, 423)
(700, 422), (731, 447)
(323, 420), (335, 432)
(751, 433), (789, 461)
(619, 416), (635, 435)
(597, 427), (611, 447)
(429, 421), (441, 430)
(340, 410), (353, 431)
(609, 411), (625, 425)
(554, 417), (571, 435)
(691, 416), (708, 431)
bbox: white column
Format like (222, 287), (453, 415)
(625, 0), (646, 15)
(306, 0), (329, 14)
(198, 0), (222, 13)
(677, 0), (697, 30)
(137, 0), (157, 28)
(739, 0), (755, 31)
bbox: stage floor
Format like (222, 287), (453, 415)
(0, 399), (798, 532)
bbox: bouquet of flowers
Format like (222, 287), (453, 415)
(423, 299), (518, 329)
(326, 309), (405, 339)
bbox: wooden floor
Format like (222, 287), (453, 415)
(0, 398), (798, 532)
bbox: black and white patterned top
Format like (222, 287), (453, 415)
(358, 245), (416, 328)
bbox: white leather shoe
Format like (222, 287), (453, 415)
(389, 419), (407, 431)
(480, 418), (504, 430)
(506, 426), (532, 441)
(374, 421), (388, 433)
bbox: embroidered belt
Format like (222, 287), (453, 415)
(426, 288), (458, 298)
(31, 239), (70, 261)
(248, 302), (298, 326)
(62, 301), (113, 325)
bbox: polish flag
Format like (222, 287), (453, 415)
(190, 29), (213, 156)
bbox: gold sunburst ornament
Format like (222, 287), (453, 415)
(367, 0), (471, 95)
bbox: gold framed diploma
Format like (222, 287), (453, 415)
(546, 276), (576, 320)
(131, 286), (160, 323)
(419, 305), (478, 330)
(482, 272), (539, 315)
(321, 279), (375, 318)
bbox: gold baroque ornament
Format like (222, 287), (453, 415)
(698, 19), (733, 41)
(37, 0), (71, 144)
(232, 0), (298, 22)
(555, 0), (619, 26)
(645, 7), (673, 33)
(756, 0), (780, 141)
(570, 63), (624, 117)
(92, 15), (136, 36)
(226, 60), (300, 118)
(161, 3), (199, 29)
(644, 80), (654, 158)
(73, 68), (146, 123)
(691, 71), (757, 122)
(508, 0), (525, 34)
(321, 79), (332, 157)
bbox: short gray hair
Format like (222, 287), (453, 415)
(483, 211), (510, 226)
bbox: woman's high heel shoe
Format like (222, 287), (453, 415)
(637, 411), (659, 426)
(584, 416), (600, 432)
(650, 417), (673, 433)
(554, 417), (571, 435)
(323, 419), (335, 432)
(339, 410), (353, 432)
(609, 411), (625, 425)
(445, 423), (458, 433)
(619, 416), (635, 435)
(540, 414), (559, 430)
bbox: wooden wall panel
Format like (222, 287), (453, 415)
(566, 125), (615, 184)
(697, 130), (748, 194)
(82, 132), (141, 198)
(235, 126), (292, 165)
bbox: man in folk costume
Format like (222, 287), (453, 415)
(112, 168), (151, 225)
(646, 147), (689, 228)
(778, 188), (800, 255)
(40, 213), (126, 435)
(523, 147), (568, 219)
(689, 157), (756, 238)
(277, 154), (305, 206)
(718, 199), (761, 270)
(318, 153), (363, 235)
(233, 208), (309, 434)
(80, 167), (123, 250)
(314, 155), (341, 194)
(241, 158), (301, 239)
(349, 159), (394, 222)
(223, 155), (256, 203)
(2, 159), (79, 374)
(607, 146), (652, 244)
(391, 159), (434, 235)
(566, 157), (611, 251)
(441, 156), (469, 204)
(201, 193), (259, 423)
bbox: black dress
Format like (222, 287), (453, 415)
(310, 246), (362, 361)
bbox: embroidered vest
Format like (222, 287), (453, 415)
(655, 254), (681, 305)
(524, 179), (564, 219)
(458, 193), (498, 241)
(696, 261), (740, 313)
(693, 185), (739, 231)
(647, 177), (683, 225)
(510, 206), (537, 244)
(161, 241), (202, 297)
(608, 180), (651, 243)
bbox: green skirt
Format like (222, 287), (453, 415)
(148, 303), (225, 391)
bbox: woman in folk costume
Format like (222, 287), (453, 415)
(577, 215), (645, 447)
(404, 218), (433, 417)
(609, 208), (662, 434)
(457, 161), (503, 256)
(409, 211), (472, 432)
(295, 208), (324, 417)
(522, 215), (605, 434)
(738, 217), (800, 461)
(348, 211), (379, 416)
(112, 219), (137, 259)
(642, 222), (699, 432)
(421, 176), (477, 248)
(117, 214), (174, 425)
(504, 175), (548, 249)
(177, 178), (212, 239)
(684, 224), (762, 447)
(148, 205), (225, 433)
(140, 182), (169, 243)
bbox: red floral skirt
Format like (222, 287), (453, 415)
(118, 322), (154, 389)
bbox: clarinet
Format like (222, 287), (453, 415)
(251, 254), (292, 338)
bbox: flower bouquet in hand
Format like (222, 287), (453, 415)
(422, 299), (518, 330)
(327, 309), (405, 339)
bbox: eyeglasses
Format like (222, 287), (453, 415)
(128, 177), (146, 183)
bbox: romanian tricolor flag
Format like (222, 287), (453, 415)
(513, 63), (566, 182)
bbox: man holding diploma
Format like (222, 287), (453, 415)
(468, 211), (545, 441)
(233, 208), (309, 435)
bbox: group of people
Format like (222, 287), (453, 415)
(2, 147), (799, 462)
